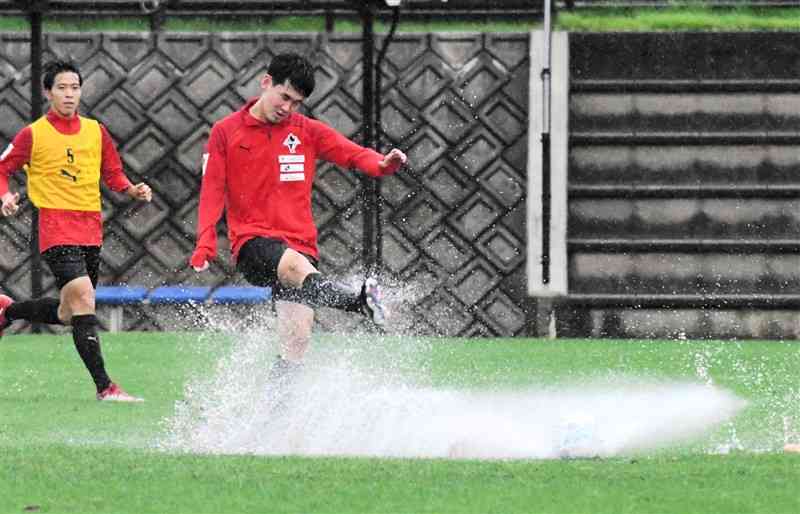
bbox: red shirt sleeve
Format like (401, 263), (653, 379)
(99, 125), (133, 193)
(309, 119), (395, 177)
(191, 124), (227, 267)
(0, 127), (33, 196)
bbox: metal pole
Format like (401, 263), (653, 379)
(373, 6), (399, 270)
(29, 0), (44, 332)
(540, 0), (552, 284)
(360, 4), (376, 272)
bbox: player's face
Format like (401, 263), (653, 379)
(259, 75), (305, 123)
(46, 72), (81, 118)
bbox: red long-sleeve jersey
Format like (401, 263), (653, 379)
(0, 110), (133, 252)
(192, 98), (401, 265)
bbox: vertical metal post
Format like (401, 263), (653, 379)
(149, 9), (166, 32)
(372, 6), (400, 271)
(360, 4), (376, 272)
(29, 1), (44, 332)
(540, 0), (552, 285)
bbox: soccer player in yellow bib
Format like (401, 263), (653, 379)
(0, 60), (152, 402)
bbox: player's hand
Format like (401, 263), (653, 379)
(190, 249), (211, 272)
(1, 191), (20, 217)
(378, 148), (407, 174)
(126, 183), (152, 202)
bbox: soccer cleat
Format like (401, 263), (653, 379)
(96, 382), (144, 402)
(0, 294), (13, 338)
(361, 277), (387, 326)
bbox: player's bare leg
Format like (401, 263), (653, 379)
(58, 275), (95, 323)
(276, 248), (319, 288)
(275, 301), (314, 362)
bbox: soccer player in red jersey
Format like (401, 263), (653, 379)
(191, 53), (407, 389)
(0, 60), (152, 402)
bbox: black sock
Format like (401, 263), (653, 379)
(6, 298), (62, 325)
(294, 273), (363, 312)
(71, 314), (111, 393)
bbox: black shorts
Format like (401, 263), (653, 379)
(236, 237), (318, 302)
(42, 245), (101, 290)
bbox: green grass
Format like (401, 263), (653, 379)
(1, 332), (799, 513)
(5, 7), (800, 32)
(557, 7), (800, 31)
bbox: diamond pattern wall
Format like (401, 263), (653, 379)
(0, 32), (530, 336)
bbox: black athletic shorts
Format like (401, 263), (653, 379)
(236, 237), (318, 302)
(42, 245), (101, 290)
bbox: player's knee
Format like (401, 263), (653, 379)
(277, 251), (316, 288)
(64, 286), (95, 314)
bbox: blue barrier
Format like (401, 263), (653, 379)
(148, 286), (211, 305)
(95, 285), (272, 332)
(210, 286), (272, 305)
(94, 286), (148, 305)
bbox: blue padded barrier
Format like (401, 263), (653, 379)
(95, 286), (148, 305)
(94, 286), (148, 332)
(210, 286), (272, 304)
(95, 285), (272, 331)
(148, 286), (211, 305)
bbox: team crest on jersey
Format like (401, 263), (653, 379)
(283, 133), (301, 154)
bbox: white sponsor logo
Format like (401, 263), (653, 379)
(279, 172), (305, 182)
(201, 153), (209, 175)
(0, 143), (13, 161)
(283, 133), (301, 154)
(280, 163), (305, 173)
(279, 155), (305, 163)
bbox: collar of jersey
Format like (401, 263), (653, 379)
(46, 109), (81, 134)
(241, 98), (290, 128)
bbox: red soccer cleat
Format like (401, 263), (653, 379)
(96, 382), (144, 402)
(0, 294), (13, 338)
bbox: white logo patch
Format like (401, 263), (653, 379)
(283, 133), (301, 154)
(280, 173), (305, 182)
(278, 154), (305, 181)
(0, 143), (13, 161)
(201, 153), (209, 176)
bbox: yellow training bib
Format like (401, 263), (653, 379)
(28, 115), (102, 211)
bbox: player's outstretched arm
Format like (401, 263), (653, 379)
(1, 191), (20, 217)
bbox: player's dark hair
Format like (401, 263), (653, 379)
(268, 53), (315, 98)
(42, 59), (82, 90)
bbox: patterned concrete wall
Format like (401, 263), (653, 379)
(0, 31), (530, 335)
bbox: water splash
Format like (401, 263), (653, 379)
(153, 278), (762, 460)
(158, 332), (745, 460)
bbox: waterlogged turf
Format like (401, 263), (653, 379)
(1, 332), (799, 514)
